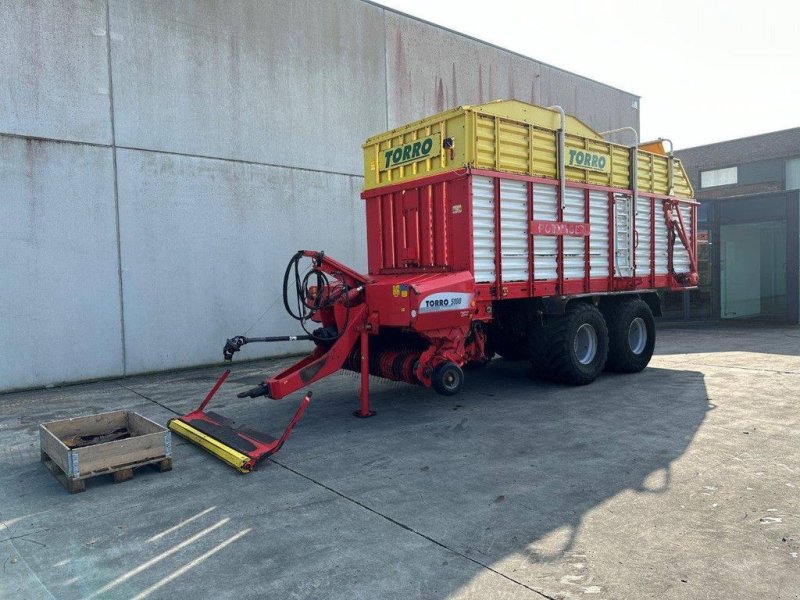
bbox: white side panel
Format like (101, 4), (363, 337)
(589, 191), (609, 278)
(614, 194), (634, 277)
(472, 176), (496, 283)
(654, 199), (669, 275)
(563, 187), (585, 280)
(673, 203), (693, 274)
(500, 179), (529, 282)
(635, 196), (652, 278)
(532, 184), (558, 280)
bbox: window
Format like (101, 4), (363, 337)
(787, 157), (800, 190)
(700, 166), (737, 188)
(697, 201), (712, 222)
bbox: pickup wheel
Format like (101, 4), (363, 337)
(432, 362), (464, 396)
(604, 298), (656, 373)
(543, 303), (609, 385)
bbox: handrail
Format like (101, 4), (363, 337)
(548, 105), (566, 210)
(600, 126), (640, 199)
(659, 137), (675, 195)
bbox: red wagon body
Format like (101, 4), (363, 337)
(170, 101), (699, 471)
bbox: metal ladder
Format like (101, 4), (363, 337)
(601, 127), (640, 278)
(613, 193), (634, 277)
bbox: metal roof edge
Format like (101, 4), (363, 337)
(676, 127), (800, 153)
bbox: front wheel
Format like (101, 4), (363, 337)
(432, 362), (464, 396)
(604, 298), (656, 373)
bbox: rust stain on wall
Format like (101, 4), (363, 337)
(394, 30), (411, 97)
(451, 63), (458, 106)
(435, 77), (444, 113)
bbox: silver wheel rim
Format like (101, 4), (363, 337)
(443, 370), (458, 390)
(628, 317), (647, 355)
(574, 323), (598, 365)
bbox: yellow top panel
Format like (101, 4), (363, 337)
(363, 99), (693, 199)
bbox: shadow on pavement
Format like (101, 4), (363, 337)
(263, 356), (712, 598)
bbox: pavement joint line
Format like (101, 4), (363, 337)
(269, 458), (556, 600)
(0, 529), (50, 545)
(655, 360), (800, 376)
(3, 537), (57, 600)
(114, 383), (199, 449)
(116, 383), (182, 417)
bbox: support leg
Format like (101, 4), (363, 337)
(153, 458), (173, 472)
(112, 468), (134, 484)
(353, 328), (375, 418)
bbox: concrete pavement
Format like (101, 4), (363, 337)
(1, 325), (798, 599)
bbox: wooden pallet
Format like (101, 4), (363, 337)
(40, 451), (172, 493)
(40, 411), (172, 494)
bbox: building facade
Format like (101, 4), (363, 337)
(0, 0), (640, 391)
(671, 129), (800, 323)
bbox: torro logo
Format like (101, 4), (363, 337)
(567, 149), (610, 173)
(380, 134), (441, 171)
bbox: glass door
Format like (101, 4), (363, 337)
(720, 221), (786, 319)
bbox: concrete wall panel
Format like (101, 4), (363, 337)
(116, 148), (366, 374)
(108, 0), (387, 175)
(0, 1), (112, 144)
(385, 12), (639, 134)
(0, 137), (122, 390)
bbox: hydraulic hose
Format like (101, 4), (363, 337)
(282, 251), (350, 342)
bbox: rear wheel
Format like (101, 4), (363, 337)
(604, 298), (656, 373)
(432, 362), (464, 396)
(542, 303), (609, 385)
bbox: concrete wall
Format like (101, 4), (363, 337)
(0, 0), (640, 391)
(0, 137), (122, 388)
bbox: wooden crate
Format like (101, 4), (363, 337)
(40, 411), (172, 493)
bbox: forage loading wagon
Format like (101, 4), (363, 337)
(169, 100), (698, 472)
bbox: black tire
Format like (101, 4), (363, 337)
(604, 298), (656, 373)
(541, 303), (609, 385)
(432, 362), (464, 396)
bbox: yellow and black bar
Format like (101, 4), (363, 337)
(168, 418), (254, 473)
